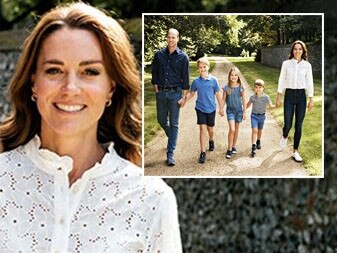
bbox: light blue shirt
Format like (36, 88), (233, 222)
(191, 74), (220, 113)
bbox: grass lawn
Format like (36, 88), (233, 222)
(227, 57), (322, 176)
(144, 61), (215, 145)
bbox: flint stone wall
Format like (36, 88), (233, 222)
(261, 43), (322, 76)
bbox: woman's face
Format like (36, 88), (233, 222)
(293, 43), (303, 60)
(32, 27), (113, 138)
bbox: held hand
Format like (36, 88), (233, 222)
(276, 98), (281, 108)
(242, 112), (246, 120)
(178, 98), (186, 107)
(307, 99), (314, 111)
(153, 84), (159, 93)
(219, 109), (224, 117)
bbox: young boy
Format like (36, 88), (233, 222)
(246, 79), (276, 156)
(185, 57), (223, 163)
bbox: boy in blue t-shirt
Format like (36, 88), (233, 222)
(185, 57), (223, 163)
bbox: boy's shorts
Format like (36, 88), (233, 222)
(251, 113), (266, 129)
(196, 109), (216, 126)
(226, 108), (243, 123)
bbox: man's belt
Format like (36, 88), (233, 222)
(158, 86), (180, 92)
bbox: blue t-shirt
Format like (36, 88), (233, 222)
(191, 74), (220, 113)
(222, 84), (244, 112)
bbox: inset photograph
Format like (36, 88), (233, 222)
(143, 14), (323, 178)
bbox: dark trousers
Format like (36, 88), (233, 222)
(283, 89), (306, 150)
(156, 90), (181, 156)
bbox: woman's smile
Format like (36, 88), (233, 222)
(32, 26), (112, 137)
(54, 103), (86, 113)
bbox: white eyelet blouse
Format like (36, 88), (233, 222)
(0, 136), (182, 253)
(277, 58), (314, 97)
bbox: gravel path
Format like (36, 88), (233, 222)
(144, 56), (309, 177)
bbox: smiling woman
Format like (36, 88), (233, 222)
(0, 2), (181, 252)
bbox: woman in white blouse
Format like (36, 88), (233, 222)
(276, 40), (314, 162)
(0, 2), (181, 252)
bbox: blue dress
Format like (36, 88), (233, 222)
(223, 84), (244, 122)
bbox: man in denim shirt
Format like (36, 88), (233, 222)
(152, 28), (190, 166)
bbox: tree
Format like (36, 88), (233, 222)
(144, 15), (244, 61)
(239, 15), (321, 47)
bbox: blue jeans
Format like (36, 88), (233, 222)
(283, 89), (306, 150)
(156, 90), (181, 156)
(251, 113), (266, 129)
(226, 108), (243, 123)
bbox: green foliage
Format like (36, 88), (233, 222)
(144, 15), (244, 62)
(225, 15), (244, 47)
(144, 14), (321, 62)
(201, 0), (230, 12)
(239, 16), (275, 47)
(144, 68), (161, 145)
(123, 18), (142, 39)
(240, 15), (322, 47)
(1, 0), (38, 22)
(144, 16), (168, 62)
(178, 36), (197, 60)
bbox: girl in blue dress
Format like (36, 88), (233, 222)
(221, 67), (247, 159)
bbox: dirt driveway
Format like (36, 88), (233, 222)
(144, 56), (309, 177)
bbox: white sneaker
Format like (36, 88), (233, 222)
(292, 151), (303, 162)
(280, 137), (288, 148)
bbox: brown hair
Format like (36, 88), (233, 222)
(0, 2), (141, 165)
(289, 40), (308, 60)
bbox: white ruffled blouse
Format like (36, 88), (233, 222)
(0, 136), (182, 253)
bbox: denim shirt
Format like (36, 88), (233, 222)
(151, 47), (190, 90)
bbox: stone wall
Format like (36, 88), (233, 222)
(0, 29), (26, 121)
(165, 177), (336, 253)
(261, 43), (322, 76)
(0, 50), (20, 121)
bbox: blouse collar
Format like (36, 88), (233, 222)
(23, 135), (122, 179)
(291, 58), (305, 64)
